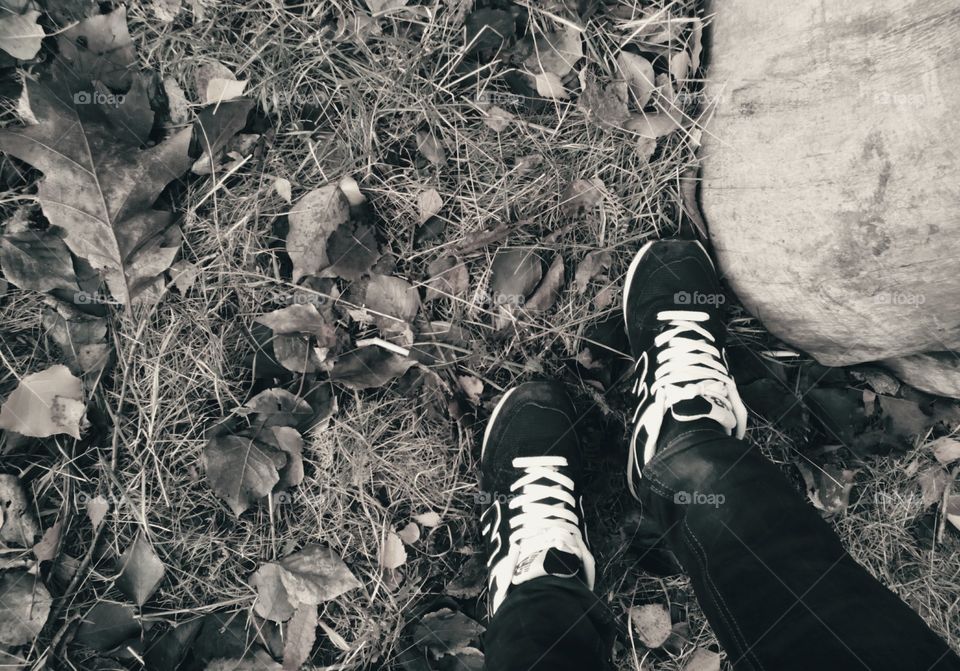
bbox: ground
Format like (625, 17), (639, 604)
(0, 0), (958, 670)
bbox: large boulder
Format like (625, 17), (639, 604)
(700, 0), (960, 397)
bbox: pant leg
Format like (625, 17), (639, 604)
(639, 423), (960, 671)
(483, 575), (612, 671)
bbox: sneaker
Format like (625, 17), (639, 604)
(479, 381), (596, 617)
(622, 240), (748, 499)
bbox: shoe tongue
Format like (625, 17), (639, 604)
(512, 547), (581, 585)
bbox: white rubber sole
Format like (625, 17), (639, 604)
(621, 239), (713, 325)
(481, 386), (519, 460)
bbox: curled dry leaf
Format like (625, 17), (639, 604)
(0, 365), (85, 439)
(0, 571), (51, 645)
(525, 255), (565, 312)
(116, 533), (166, 606)
(574, 251), (613, 294)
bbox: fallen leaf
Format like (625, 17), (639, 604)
(490, 248), (542, 305)
(414, 512), (441, 528)
(261, 426), (304, 490)
(417, 189), (443, 224)
(163, 77), (191, 124)
(0, 9), (44, 60)
(86, 495), (109, 530)
(630, 603), (672, 648)
(416, 131), (446, 165)
(669, 49), (692, 82)
(524, 26), (582, 78)
(381, 531), (407, 569)
(276, 545), (361, 608)
(918, 466), (950, 507)
(207, 650), (282, 671)
(798, 463), (856, 515)
(929, 437), (960, 465)
(323, 214), (381, 281)
(579, 70), (629, 126)
(618, 52), (655, 109)
(203, 434), (287, 516)
(152, 0), (181, 23)
(116, 533), (166, 606)
(533, 72), (567, 99)
(0, 212), (78, 295)
(283, 605), (317, 670)
(274, 177), (293, 203)
(445, 553), (485, 599)
(242, 388), (313, 429)
(574, 250), (612, 293)
(481, 105), (514, 132)
(413, 609), (484, 660)
(561, 179), (604, 216)
(196, 61), (248, 105)
(624, 111), (683, 139)
(0, 67), (194, 304)
(361, 274), (421, 328)
(946, 495), (960, 533)
(0, 475), (40, 547)
(683, 647), (721, 671)
(250, 564), (295, 623)
(0, 365), (85, 438)
(318, 619), (350, 652)
(287, 185), (351, 283)
(193, 99), (254, 175)
(57, 7), (137, 90)
(256, 304), (336, 345)
(877, 395), (934, 440)
(397, 522), (420, 545)
(424, 257), (469, 303)
(0, 571), (51, 645)
(169, 260), (199, 293)
(143, 618), (204, 671)
(366, 0), (409, 15)
(457, 376), (483, 405)
(33, 520), (62, 562)
(525, 255), (565, 312)
(75, 601), (139, 651)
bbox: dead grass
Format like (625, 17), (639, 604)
(0, 1), (957, 669)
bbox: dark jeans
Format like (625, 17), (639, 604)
(484, 424), (960, 671)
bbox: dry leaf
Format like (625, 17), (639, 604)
(169, 260), (199, 293)
(282, 605), (318, 671)
(242, 388), (313, 428)
(363, 274), (421, 326)
(75, 602), (140, 651)
(0, 10), (44, 60)
(0, 365), (84, 438)
(482, 105), (514, 132)
(381, 531), (407, 569)
(561, 179), (604, 216)
(275, 545), (361, 608)
(0, 571), (51, 645)
(624, 111), (683, 139)
(274, 177), (293, 203)
(918, 466), (950, 507)
(618, 52), (655, 109)
(533, 72), (567, 99)
(413, 609), (484, 660)
(250, 563), (295, 622)
(0, 475), (40, 547)
(116, 533), (166, 606)
(86, 495), (109, 530)
(574, 251), (612, 293)
(196, 61), (248, 105)
(946, 495), (960, 533)
(929, 437), (960, 465)
(163, 77), (191, 123)
(630, 603), (671, 648)
(152, 0), (181, 23)
(457, 376), (483, 405)
(416, 131), (446, 165)
(417, 189), (443, 224)
(287, 185), (351, 282)
(0, 69), (193, 304)
(490, 248), (543, 304)
(683, 647), (721, 671)
(424, 257), (469, 303)
(414, 512), (441, 528)
(524, 26), (582, 78)
(203, 434), (287, 516)
(397, 522), (420, 545)
(33, 520), (62, 562)
(256, 304), (336, 345)
(526, 255), (565, 312)
(318, 619), (350, 652)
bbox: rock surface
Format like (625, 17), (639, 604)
(700, 0), (960, 397)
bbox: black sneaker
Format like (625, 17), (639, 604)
(622, 240), (747, 499)
(479, 381), (595, 616)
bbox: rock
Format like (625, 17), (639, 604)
(700, 0), (960, 398)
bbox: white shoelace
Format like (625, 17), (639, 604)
(628, 310), (747, 498)
(485, 456), (595, 614)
